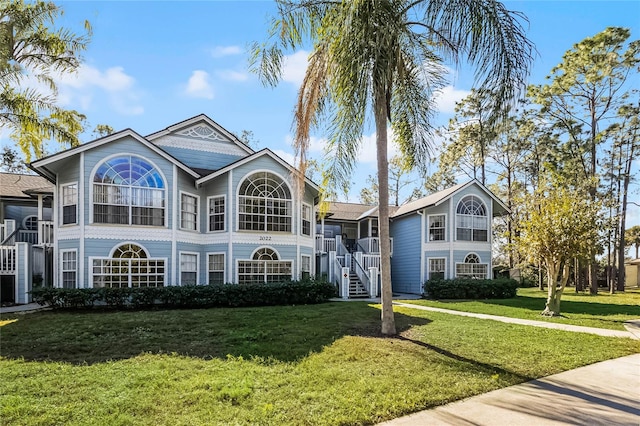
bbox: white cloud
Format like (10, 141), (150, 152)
(211, 45), (242, 58)
(185, 70), (214, 99)
(282, 50), (309, 86)
(273, 149), (296, 167)
(54, 65), (144, 115)
(358, 130), (400, 164)
(216, 69), (249, 82)
(433, 85), (471, 114)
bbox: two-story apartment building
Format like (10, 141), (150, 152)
(0, 114), (507, 304)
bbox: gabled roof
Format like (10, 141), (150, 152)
(392, 179), (509, 218)
(146, 113), (254, 155)
(30, 129), (200, 181)
(0, 173), (53, 199)
(195, 148), (320, 192)
(320, 202), (377, 221)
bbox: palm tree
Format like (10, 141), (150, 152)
(1, 0), (91, 161)
(251, 0), (533, 335)
(626, 225), (640, 259)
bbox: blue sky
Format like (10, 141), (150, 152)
(3, 0), (640, 226)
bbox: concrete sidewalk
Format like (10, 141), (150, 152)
(380, 353), (640, 426)
(393, 302), (637, 339)
(0, 303), (49, 315)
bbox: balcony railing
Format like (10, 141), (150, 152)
(0, 246), (17, 275)
(357, 237), (393, 255)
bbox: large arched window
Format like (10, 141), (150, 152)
(92, 243), (165, 288)
(237, 247), (292, 284)
(238, 172), (292, 232)
(455, 253), (488, 279)
(93, 156), (165, 226)
(456, 195), (488, 241)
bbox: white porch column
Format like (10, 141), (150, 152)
(340, 266), (349, 299)
(368, 267), (378, 297)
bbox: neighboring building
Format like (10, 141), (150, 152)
(625, 259), (640, 288)
(317, 180), (509, 296)
(0, 114), (508, 304)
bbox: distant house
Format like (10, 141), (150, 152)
(625, 259), (640, 288)
(0, 114), (508, 304)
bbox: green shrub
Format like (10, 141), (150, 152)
(423, 278), (519, 299)
(30, 279), (337, 310)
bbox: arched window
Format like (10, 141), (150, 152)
(238, 172), (292, 232)
(456, 253), (488, 279)
(238, 247), (292, 284)
(93, 156), (165, 226)
(92, 243), (165, 288)
(456, 195), (488, 241)
(23, 215), (38, 231)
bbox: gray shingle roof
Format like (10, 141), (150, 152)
(0, 173), (53, 199)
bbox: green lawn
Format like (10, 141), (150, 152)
(1, 302), (639, 425)
(402, 287), (640, 330)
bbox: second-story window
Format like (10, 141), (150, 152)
(238, 172), (292, 232)
(456, 195), (488, 242)
(301, 204), (311, 236)
(208, 196), (225, 232)
(180, 193), (198, 231)
(62, 183), (78, 225)
(428, 215), (445, 241)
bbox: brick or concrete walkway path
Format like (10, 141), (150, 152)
(393, 302), (636, 339)
(379, 354), (640, 426)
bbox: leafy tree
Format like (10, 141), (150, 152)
(528, 27), (640, 294)
(626, 226), (640, 260)
(359, 155), (413, 206)
(518, 181), (602, 316)
(237, 129), (258, 149)
(92, 124), (114, 138)
(0, 145), (27, 173)
(251, 0), (533, 335)
(0, 0), (91, 161)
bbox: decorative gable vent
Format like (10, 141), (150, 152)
(178, 125), (227, 142)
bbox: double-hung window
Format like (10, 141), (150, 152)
(238, 172), (292, 232)
(208, 196), (225, 232)
(208, 253), (225, 284)
(428, 258), (446, 280)
(180, 253), (198, 285)
(301, 204), (311, 236)
(62, 183), (78, 225)
(180, 193), (198, 231)
(456, 195), (488, 242)
(428, 215), (445, 241)
(61, 250), (77, 288)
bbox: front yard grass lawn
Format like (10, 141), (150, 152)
(403, 287), (640, 331)
(2, 302), (639, 425)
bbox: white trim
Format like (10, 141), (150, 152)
(179, 190), (200, 232)
(301, 254), (311, 279)
(455, 252), (489, 279)
(59, 249), (78, 288)
(153, 135), (249, 157)
(301, 202), (312, 237)
(22, 215), (38, 231)
(206, 252), (226, 285)
(79, 152), (85, 287)
(171, 164), (178, 286)
(53, 172), (59, 288)
(179, 251), (200, 286)
(418, 209), (426, 283)
(88, 255), (168, 288)
(250, 245), (280, 260)
(88, 153), (168, 228)
(227, 170), (233, 280)
(235, 169), (293, 233)
(455, 195), (489, 242)
(207, 194), (226, 233)
(31, 128), (199, 178)
(108, 241), (151, 258)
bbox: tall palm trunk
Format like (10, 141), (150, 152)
(374, 84), (396, 336)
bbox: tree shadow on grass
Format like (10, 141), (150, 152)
(0, 302), (431, 365)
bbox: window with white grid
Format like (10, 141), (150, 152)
(62, 183), (78, 225)
(180, 252), (198, 285)
(92, 156), (165, 226)
(208, 253), (225, 284)
(91, 243), (165, 288)
(301, 204), (312, 236)
(180, 192), (198, 231)
(455, 253), (488, 279)
(61, 250), (77, 288)
(428, 258), (446, 280)
(208, 195), (225, 232)
(428, 215), (445, 241)
(238, 247), (292, 284)
(456, 195), (488, 241)
(301, 255), (311, 279)
(238, 172), (292, 232)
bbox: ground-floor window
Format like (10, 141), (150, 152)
(61, 250), (77, 288)
(180, 252), (198, 285)
(237, 247), (292, 284)
(208, 253), (225, 284)
(455, 253), (488, 279)
(428, 258), (446, 280)
(92, 243), (165, 288)
(301, 254), (311, 279)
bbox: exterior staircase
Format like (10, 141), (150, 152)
(348, 271), (369, 298)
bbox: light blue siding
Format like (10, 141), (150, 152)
(390, 214), (422, 294)
(160, 146), (242, 171)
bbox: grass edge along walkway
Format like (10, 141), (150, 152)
(393, 302), (636, 339)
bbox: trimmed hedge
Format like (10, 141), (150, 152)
(423, 278), (519, 299)
(30, 279), (337, 310)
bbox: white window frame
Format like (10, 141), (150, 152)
(301, 254), (311, 279)
(427, 214), (446, 242)
(428, 257), (446, 280)
(90, 242), (166, 288)
(61, 182), (78, 225)
(180, 191), (200, 231)
(180, 252), (200, 285)
(301, 203), (312, 236)
(60, 249), (78, 288)
(22, 215), (38, 231)
(207, 252), (226, 285)
(236, 246), (293, 284)
(455, 252), (488, 279)
(207, 195), (226, 232)
(455, 195), (488, 242)
(237, 170), (293, 233)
